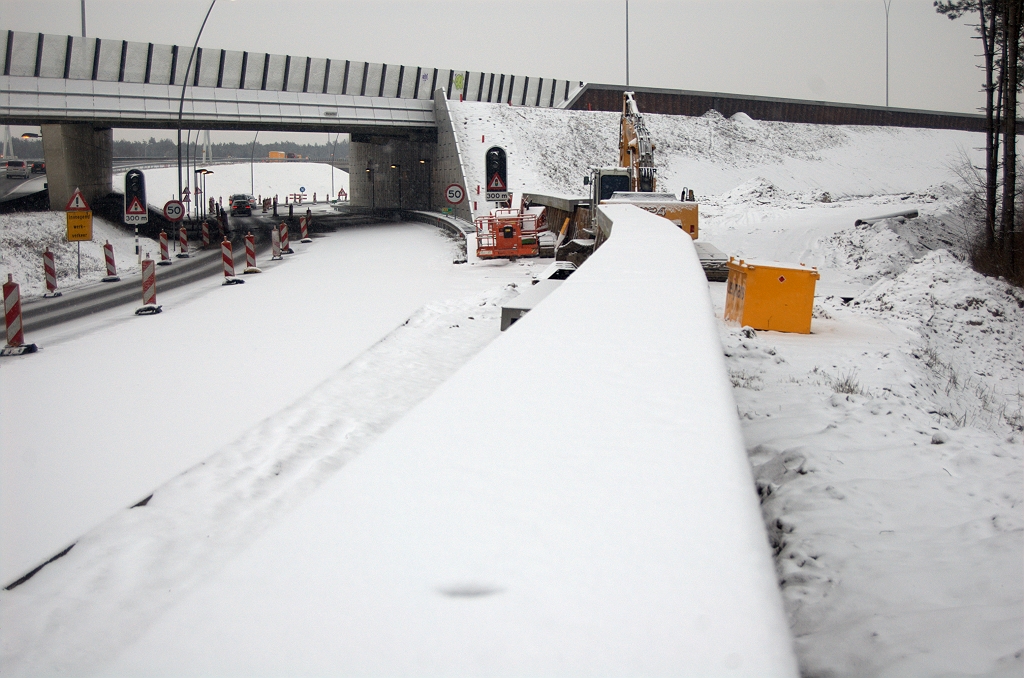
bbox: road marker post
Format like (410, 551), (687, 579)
(201, 221), (210, 249)
(42, 248), (61, 298)
(221, 238), (244, 285)
(177, 227), (190, 259)
(243, 233), (261, 274)
(158, 230), (172, 266)
(2, 275), (38, 355)
(102, 241), (120, 282)
(135, 255), (161, 315)
(280, 222), (293, 254)
(271, 227), (282, 260)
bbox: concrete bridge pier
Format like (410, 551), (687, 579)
(40, 123), (113, 210)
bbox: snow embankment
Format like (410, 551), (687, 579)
(0, 212), (154, 298)
(448, 101), (982, 216)
(89, 205), (798, 677)
(718, 249), (1023, 676)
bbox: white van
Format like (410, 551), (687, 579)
(5, 160), (29, 180)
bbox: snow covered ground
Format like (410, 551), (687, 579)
(113, 160), (350, 210)
(1, 105), (1022, 676)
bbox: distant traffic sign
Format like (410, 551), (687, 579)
(65, 187), (90, 211)
(163, 200), (185, 222)
(445, 184), (465, 205)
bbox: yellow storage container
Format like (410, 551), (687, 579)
(724, 258), (820, 334)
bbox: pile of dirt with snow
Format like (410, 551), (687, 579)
(818, 215), (969, 285)
(0, 213), (150, 298)
(852, 251), (1024, 432)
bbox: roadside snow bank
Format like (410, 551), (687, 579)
(716, 247), (1023, 676)
(854, 251), (1024, 432)
(0, 213), (151, 298)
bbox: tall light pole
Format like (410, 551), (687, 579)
(177, 0), (218, 206)
(250, 130), (259, 196)
(80, 0), (86, 37)
(884, 0), (892, 106)
(625, 0), (630, 87)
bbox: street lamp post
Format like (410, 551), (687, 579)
(391, 163), (402, 210)
(625, 0), (630, 87)
(250, 130), (259, 196)
(884, 0), (892, 107)
(177, 0), (218, 206)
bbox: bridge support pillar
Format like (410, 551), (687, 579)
(40, 123), (113, 210)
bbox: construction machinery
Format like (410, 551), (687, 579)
(475, 192), (547, 260)
(564, 92), (727, 279)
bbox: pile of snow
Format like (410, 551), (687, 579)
(853, 251), (1024, 431)
(0, 213), (152, 297)
(447, 101), (982, 213)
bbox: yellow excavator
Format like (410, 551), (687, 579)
(571, 92), (727, 279)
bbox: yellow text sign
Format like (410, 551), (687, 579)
(66, 210), (93, 242)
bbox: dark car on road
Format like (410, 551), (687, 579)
(230, 197), (252, 216)
(31, 161), (45, 174)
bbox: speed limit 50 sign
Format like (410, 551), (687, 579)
(163, 200), (185, 222)
(445, 184), (465, 205)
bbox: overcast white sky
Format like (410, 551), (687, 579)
(3, 0), (985, 144)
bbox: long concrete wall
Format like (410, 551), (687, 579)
(90, 204), (799, 675)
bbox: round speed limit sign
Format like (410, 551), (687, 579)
(445, 184), (465, 205)
(163, 200), (185, 222)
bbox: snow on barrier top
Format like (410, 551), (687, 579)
(95, 205), (798, 676)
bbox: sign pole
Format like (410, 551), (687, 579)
(77, 242), (81, 278)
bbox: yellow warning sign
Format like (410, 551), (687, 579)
(66, 210), (93, 242)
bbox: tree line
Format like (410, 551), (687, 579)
(936, 0), (1023, 283)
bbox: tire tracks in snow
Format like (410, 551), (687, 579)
(0, 284), (520, 677)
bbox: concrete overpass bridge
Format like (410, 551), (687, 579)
(2, 29), (989, 217)
(1, 29), (582, 214)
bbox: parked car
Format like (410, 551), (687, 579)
(230, 197), (252, 216)
(31, 161), (45, 174)
(5, 160), (29, 180)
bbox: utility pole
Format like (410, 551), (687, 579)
(622, 0), (630, 87)
(80, 0), (86, 37)
(884, 0), (892, 106)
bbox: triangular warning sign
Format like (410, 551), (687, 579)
(126, 196), (147, 215)
(487, 173), (506, 191)
(65, 188), (90, 211)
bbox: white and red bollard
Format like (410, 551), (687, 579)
(158, 230), (172, 266)
(2, 274), (38, 355)
(202, 221), (210, 249)
(42, 248), (61, 298)
(243, 232), (260, 274)
(280, 222), (293, 254)
(177, 227), (190, 259)
(221, 237), (244, 285)
(135, 255), (161, 314)
(299, 215), (313, 243)
(102, 240), (120, 282)
(271, 227), (282, 260)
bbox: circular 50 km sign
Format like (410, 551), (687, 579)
(163, 200), (185, 222)
(445, 184), (465, 205)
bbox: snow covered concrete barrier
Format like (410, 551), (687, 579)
(96, 206), (798, 676)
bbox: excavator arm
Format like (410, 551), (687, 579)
(619, 91), (657, 192)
